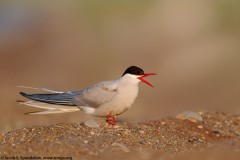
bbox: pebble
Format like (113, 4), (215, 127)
(198, 139), (203, 142)
(161, 121), (166, 125)
(197, 125), (203, 129)
(112, 142), (130, 152)
(124, 130), (130, 135)
(176, 111), (203, 122)
(188, 137), (198, 142)
(83, 120), (100, 129)
(113, 125), (120, 129)
(193, 144), (198, 147)
(212, 130), (221, 134)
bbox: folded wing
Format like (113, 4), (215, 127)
(71, 81), (118, 108)
(19, 80), (119, 109)
(20, 92), (78, 106)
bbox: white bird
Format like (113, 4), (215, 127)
(18, 66), (156, 125)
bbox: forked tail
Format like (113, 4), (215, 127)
(17, 86), (80, 114)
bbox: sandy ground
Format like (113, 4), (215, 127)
(0, 112), (239, 160)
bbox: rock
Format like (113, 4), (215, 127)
(197, 125), (203, 129)
(90, 131), (95, 135)
(82, 120), (100, 128)
(112, 142), (130, 152)
(161, 121), (166, 125)
(212, 130), (221, 134)
(176, 111), (203, 122)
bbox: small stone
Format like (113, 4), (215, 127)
(84, 140), (88, 144)
(161, 121), (166, 125)
(173, 141), (177, 145)
(139, 130), (144, 134)
(207, 143), (214, 147)
(112, 142), (130, 152)
(229, 130), (240, 136)
(124, 130), (130, 135)
(83, 120), (99, 128)
(90, 131), (95, 135)
(197, 125), (203, 129)
(198, 139), (203, 142)
(88, 151), (98, 156)
(176, 111), (203, 122)
(113, 125), (120, 129)
(212, 130), (221, 134)
(188, 137), (197, 142)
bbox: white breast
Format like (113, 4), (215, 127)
(116, 83), (139, 107)
(93, 75), (140, 117)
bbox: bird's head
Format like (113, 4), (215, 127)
(122, 66), (156, 87)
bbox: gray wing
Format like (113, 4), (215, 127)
(19, 81), (118, 108)
(20, 90), (83, 106)
(71, 81), (118, 108)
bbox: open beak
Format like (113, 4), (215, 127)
(137, 73), (156, 87)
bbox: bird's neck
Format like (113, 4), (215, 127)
(118, 75), (140, 87)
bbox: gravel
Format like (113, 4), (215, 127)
(0, 112), (239, 159)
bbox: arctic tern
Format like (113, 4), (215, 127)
(18, 66), (156, 125)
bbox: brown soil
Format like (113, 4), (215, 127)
(0, 112), (240, 160)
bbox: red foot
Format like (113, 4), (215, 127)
(106, 115), (116, 125)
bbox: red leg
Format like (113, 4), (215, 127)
(106, 115), (116, 125)
(112, 116), (116, 125)
(106, 115), (111, 122)
(106, 115), (113, 125)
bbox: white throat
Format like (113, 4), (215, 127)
(119, 74), (141, 86)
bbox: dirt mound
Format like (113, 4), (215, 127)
(0, 112), (239, 159)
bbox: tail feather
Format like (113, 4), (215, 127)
(25, 109), (77, 115)
(18, 87), (82, 115)
(18, 101), (80, 114)
(19, 92), (75, 106)
(17, 86), (64, 93)
(18, 100), (79, 110)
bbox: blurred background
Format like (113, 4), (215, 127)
(0, 0), (240, 133)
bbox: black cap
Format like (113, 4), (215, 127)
(122, 66), (144, 76)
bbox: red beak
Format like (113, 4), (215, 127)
(137, 73), (156, 87)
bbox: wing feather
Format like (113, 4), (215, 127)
(19, 80), (118, 109)
(19, 92), (78, 106)
(71, 81), (118, 108)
